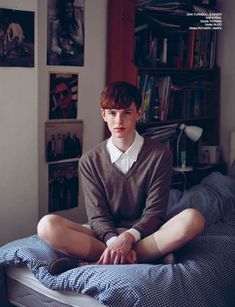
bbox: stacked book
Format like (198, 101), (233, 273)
(140, 123), (178, 142)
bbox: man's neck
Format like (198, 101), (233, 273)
(111, 132), (136, 152)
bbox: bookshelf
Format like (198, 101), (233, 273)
(106, 0), (220, 169)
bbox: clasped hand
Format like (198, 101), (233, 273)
(98, 232), (137, 265)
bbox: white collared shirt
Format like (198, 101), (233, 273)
(107, 131), (144, 174)
(106, 131), (144, 245)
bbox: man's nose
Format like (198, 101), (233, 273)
(116, 113), (123, 124)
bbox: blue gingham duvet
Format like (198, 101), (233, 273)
(0, 172), (235, 307)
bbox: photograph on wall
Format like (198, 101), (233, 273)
(45, 120), (83, 162)
(0, 8), (34, 67)
(48, 160), (79, 212)
(47, 0), (85, 66)
(49, 72), (78, 120)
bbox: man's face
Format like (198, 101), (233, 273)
(54, 83), (72, 110)
(101, 102), (142, 140)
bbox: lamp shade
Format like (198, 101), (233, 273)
(174, 124), (203, 171)
(180, 124), (203, 142)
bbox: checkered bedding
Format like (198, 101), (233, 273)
(0, 172), (235, 307)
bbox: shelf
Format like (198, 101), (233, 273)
(106, 0), (220, 164)
(137, 116), (217, 127)
(137, 67), (220, 72)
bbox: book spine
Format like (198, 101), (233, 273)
(187, 30), (195, 68)
(161, 38), (168, 64)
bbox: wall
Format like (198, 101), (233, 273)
(217, 1), (235, 166)
(38, 0), (107, 222)
(0, 0), (38, 245)
(0, 0), (107, 245)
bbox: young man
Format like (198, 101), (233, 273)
(38, 81), (205, 271)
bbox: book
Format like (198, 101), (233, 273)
(161, 38), (168, 64)
(187, 30), (195, 68)
(140, 123), (178, 141)
(135, 23), (149, 33)
(150, 37), (158, 66)
(158, 76), (171, 120)
(142, 75), (154, 122)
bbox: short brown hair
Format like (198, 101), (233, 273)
(100, 81), (142, 110)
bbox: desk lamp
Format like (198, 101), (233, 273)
(174, 123), (203, 171)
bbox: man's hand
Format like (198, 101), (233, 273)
(125, 249), (137, 264)
(98, 232), (136, 265)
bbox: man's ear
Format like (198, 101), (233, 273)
(136, 107), (143, 121)
(101, 108), (107, 122)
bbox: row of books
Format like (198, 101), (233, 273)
(135, 0), (219, 69)
(135, 28), (217, 68)
(168, 86), (209, 120)
(189, 30), (217, 68)
(135, 26), (169, 67)
(137, 74), (213, 123)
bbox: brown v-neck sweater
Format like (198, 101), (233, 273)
(80, 137), (172, 243)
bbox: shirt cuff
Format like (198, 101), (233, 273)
(106, 236), (118, 246)
(126, 228), (141, 243)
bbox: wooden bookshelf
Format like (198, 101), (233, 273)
(106, 0), (220, 167)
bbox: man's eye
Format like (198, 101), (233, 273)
(108, 111), (116, 116)
(125, 111), (132, 115)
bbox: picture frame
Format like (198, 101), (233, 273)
(0, 8), (34, 67)
(48, 72), (79, 120)
(45, 120), (83, 162)
(48, 160), (79, 212)
(47, 0), (85, 66)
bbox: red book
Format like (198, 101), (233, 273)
(187, 30), (195, 68)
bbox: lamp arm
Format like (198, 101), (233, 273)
(176, 127), (184, 167)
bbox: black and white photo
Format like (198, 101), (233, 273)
(48, 161), (79, 212)
(47, 0), (85, 66)
(45, 120), (83, 162)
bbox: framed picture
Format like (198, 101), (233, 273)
(45, 120), (83, 162)
(48, 161), (79, 212)
(47, 0), (85, 66)
(49, 72), (78, 120)
(0, 8), (34, 67)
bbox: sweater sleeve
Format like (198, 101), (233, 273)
(132, 147), (173, 238)
(79, 155), (118, 243)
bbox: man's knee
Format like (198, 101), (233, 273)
(37, 214), (61, 242)
(180, 208), (205, 240)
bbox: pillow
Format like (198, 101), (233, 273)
(167, 171), (235, 225)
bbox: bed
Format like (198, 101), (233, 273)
(0, 168), (235, 306)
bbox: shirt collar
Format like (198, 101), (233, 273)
(107, 131), (144, 164)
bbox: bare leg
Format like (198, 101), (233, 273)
(134, 209), (205, 263)
(37, 214), (106, 261)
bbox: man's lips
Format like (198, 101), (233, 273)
(114, 127), (125, 131)
(114, 127), (125, 130)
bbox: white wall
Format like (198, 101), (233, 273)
(0, 0), (38, 245)
(217, 1), (235, 166)
(38, 0), (107, 222)
(0, 0), (107, 245)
